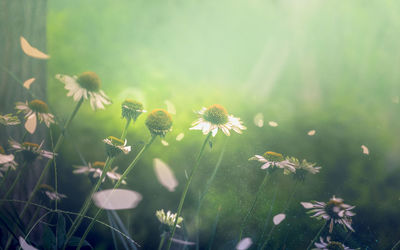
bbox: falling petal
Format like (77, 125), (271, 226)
(0, 154), (14, 164)
(392, 96), (399, 104)
(165, 100), (176, 115)
(161, 140), (169, 146)
(236, 237), (253, 250)
(20, 36), (49, 59)
(25, 114), (37, 134)
(268, 121), (278, 127)
(308, 130), (316, 136)
(153, 158), (178, 192)
(23, 78), (35, 89)
(300, 202), (314, 209)
(176, 133), (184, 141)
(92, 189), (142, 210)
(273, 213), (286, 225)
(171, 238), (195, 245)
(253, 113), (264, 127)
(361, 145), (369, 155)
(19, 237), (38, 250)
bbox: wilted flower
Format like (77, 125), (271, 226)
(103, 136), (131, 158)
(39, 184), (67, 201)
(73, 161), (127, 184)
(287, 157), (321, 181)
(301, 196), (356, 233)
(145, 109), (173, 137)
(121, 99), (146, 121)
(190, 104), (246, 137)
(156, 209), (183, 228)
(0, 114), (20, 126)
(0, 146), (18, 177)
(15, 100), (55, 134)
(249, 151), (296, 174)
(9, 140), (55, 162)
(314, 236), (354, 250)
(55, 72), (111, 110)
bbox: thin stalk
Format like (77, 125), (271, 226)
(62, 157), (114, 249)
(121, 118), (131, 140)
(238, 171), (270, 242)
(260, 181), (299, 249)
(0, 168), (12, 191)
(392, 240), (400, 250)
(2, 162), (27, 201)
(207, 205), (222, 250)
(158, 232), (167, 250)
(76, 135), (157, 249)
(166, 132), (212, 250)
(19, 98), (84, 218)
(306, 221), (327, 250)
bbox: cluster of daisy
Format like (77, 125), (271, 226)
(156, 209), (183, 228)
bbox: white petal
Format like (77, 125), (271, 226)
(19, 237), (38, 250)
(23, 78), (35, 89)
(268, 121), (278, 127)
(236, 237), (253, 250)
(301, 202), (314, 209)
(25, 114), (37, 134)
(253, 113), (264, 127)
(308, 130), (316, 136)
(176, 133), (184, 141)
(153, 158), (178, 192)
(261, 162), (271, 169)
(361, 145), (369, 155)
(161, 140), (169, 146)
(92, 189), (142, 210)
(273, 213), (286, 225)
(20, 36), (49, 59)
(0, 154), (15, 164)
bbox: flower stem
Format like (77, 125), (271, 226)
(260, 180), (299, 249)
(1, 162), (27, 201)
(19, 98), (84, 219)
(76, 135), (157, 249)
(238, 171), (270, 242)
(306, 221), (327, 250)
(166, 132), (212, 250)
(0, 168), (12, 191)
(392, 239), (400, 250)
(120, 118), (131, 140)
(158, 232), (167, 250)
(62, 157), (114, 250)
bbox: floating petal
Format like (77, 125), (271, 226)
(153, 158), (178, 192)
(361, 145), (369, 155)
(273, 213), (286, 225)
(25, 114), (37, 134)
(92, 189), (142, 210)
(23, 78), (35, 89)
(19, 237), (38, 250)
(268, 121), (278, 127)
(161, 140), (169, 146)
(236, 237), (252, 250)
(0, 154), (14, 164)
(20, 36), (49, 59)
(308, 130), (316, 136)
(301, 202), (314, 209)
(176, 133), (184, 141)
(253, 113), (264, 127)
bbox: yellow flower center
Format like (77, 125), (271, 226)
(203, 104), (228, 125)
(22, 142), (40, 149)
(0, 146), (5, 154)
(145, 109), (173, 136)
(77, 72), (101, 92)
(107, 136), (124, 146)
(93, 161), (106, 168)
(28, 99), (49, 113)
(263, 151), (284, 161)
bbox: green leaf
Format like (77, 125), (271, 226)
(41, 225), (56, 250)
(67, 236), (93, 249)
(56, 213), (66, 249)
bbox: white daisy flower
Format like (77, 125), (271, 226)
(73, 161), (127, 184)
(0, 114), (20, 126)
(55, 72), (111, 110)
(314, 236), (354, 250)
(121, 99), (146, 121)
(9, 140), (55, 162)
(39, 184), (67, 201)
(287, 157), (321, 181)
(156, 209), (183, 228)
(190, 104), (246, 137)
(301, 196), (356, 233)
(15, 100), (55, 134)
(249, 151), (296, 174)
(103, 136), (131, 158)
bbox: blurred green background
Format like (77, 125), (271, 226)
(46, 0), (400, 249)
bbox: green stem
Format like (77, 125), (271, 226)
(19, 98), (84, 218)
(2, 162), (27, 201)
(76, 135), (157, 249)
(0, 168), (12, 191)
(238, 171), (270, 242)
(63, 157), (114, 249)
(121, 118), (131, 140)
(392, 240), (400, 250)
(306, 221), (327, 250)
(166, 132), (212, 250)
(158, 232), (167, 250)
